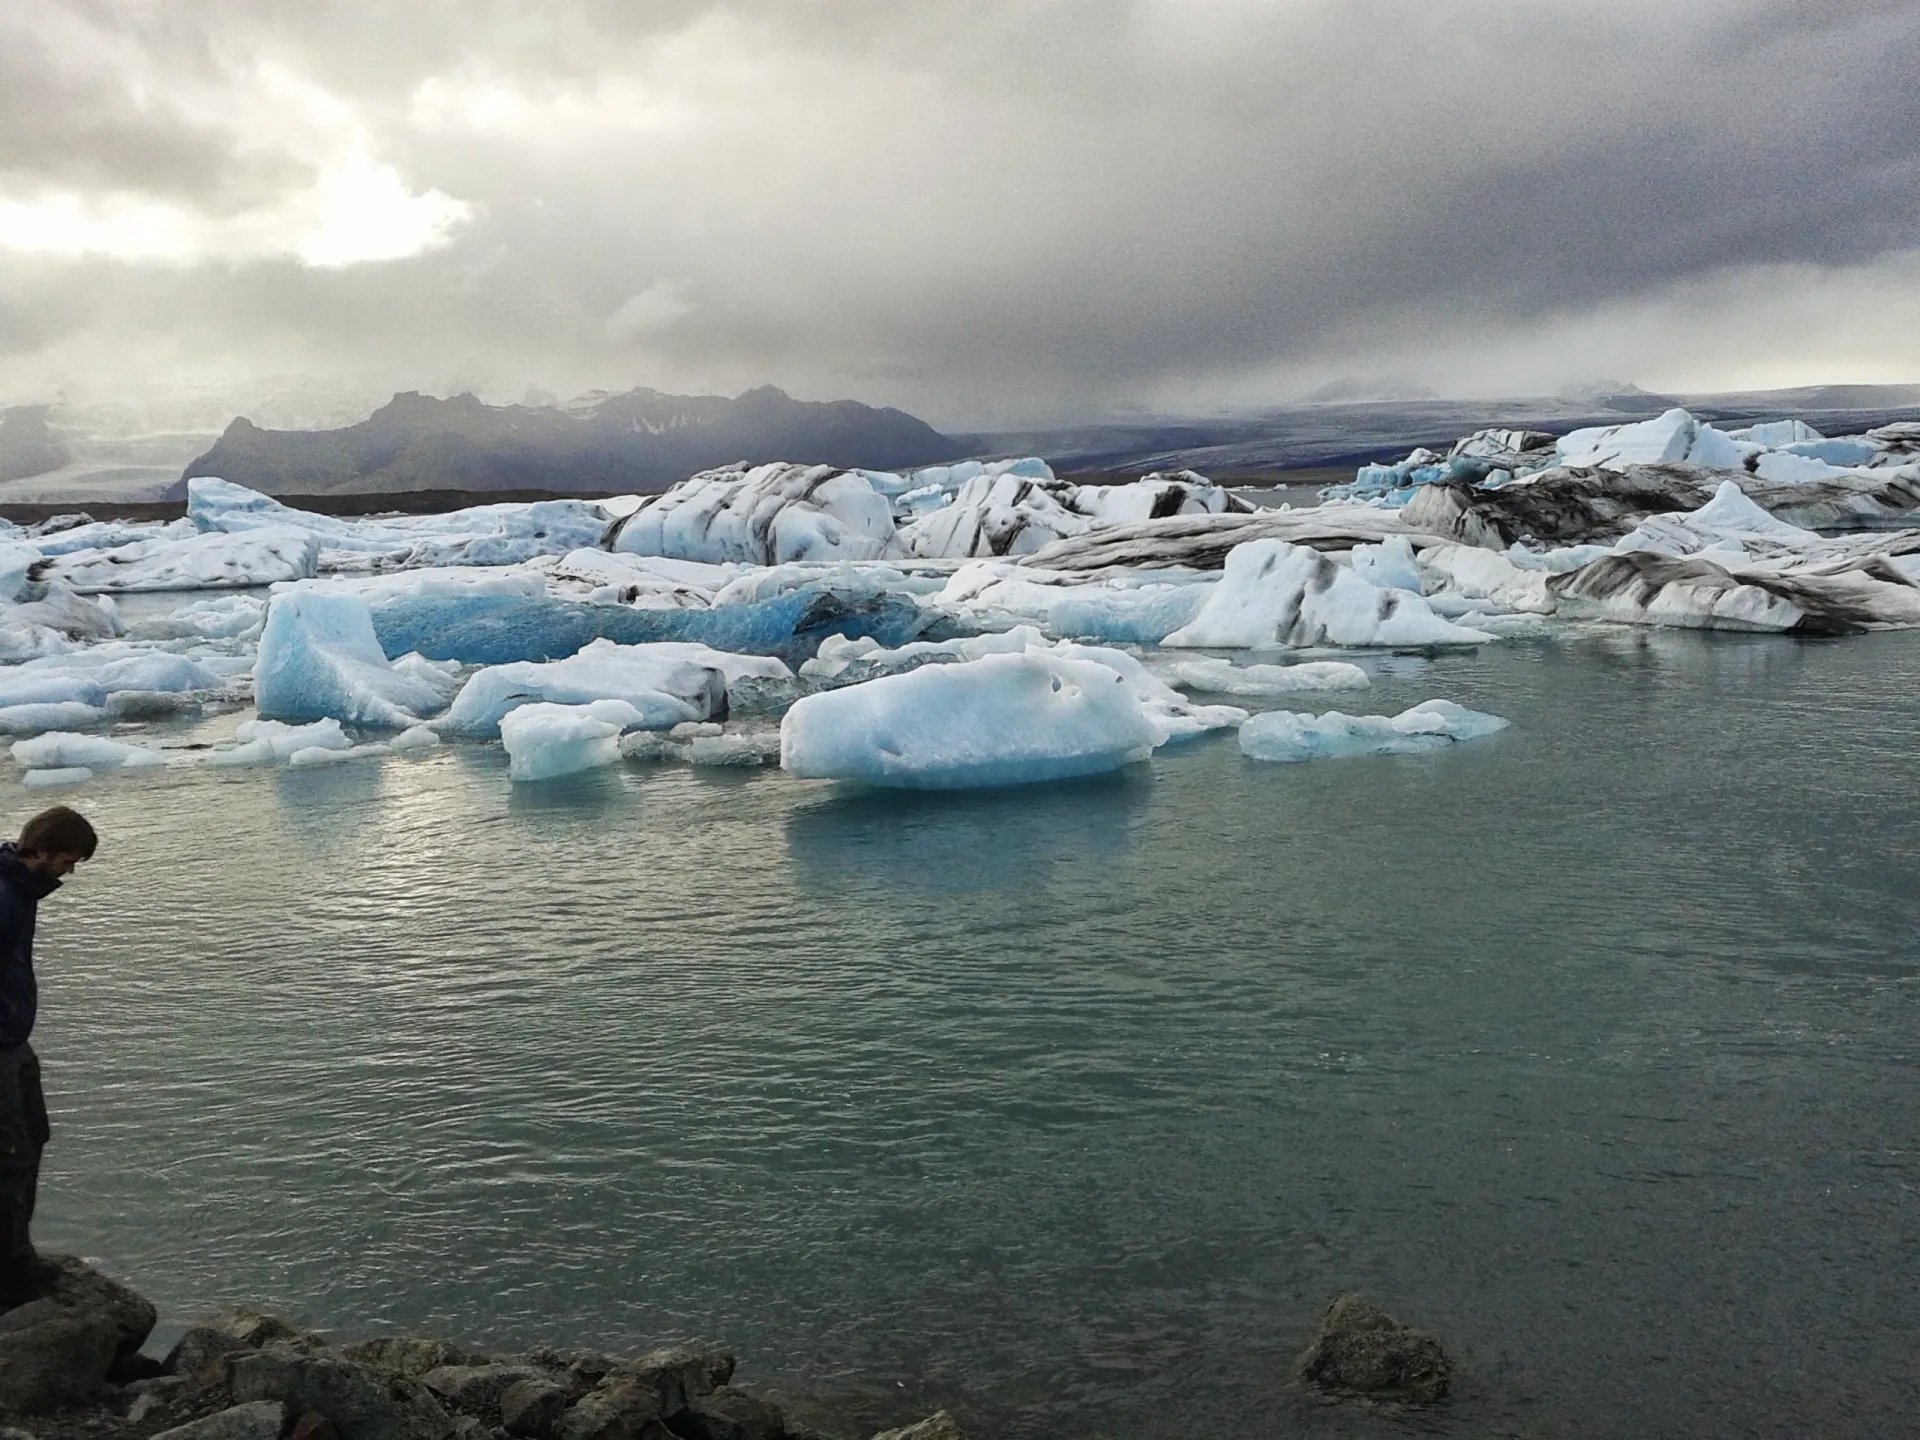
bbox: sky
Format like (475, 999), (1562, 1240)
(2, 0), (1917, 427)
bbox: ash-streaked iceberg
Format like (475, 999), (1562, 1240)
(606, 463), (901, 566)
(439, 638), (787, 739)
(1239, 699), (1509, 762)
(33, 529), (321, 593)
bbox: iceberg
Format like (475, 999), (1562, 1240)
(1350, 534), (1423, 592)
(33, 529), (320, 592)
(902, 471), (1250, 560)
(781, 649), (1167, 789)
(1151, 657), (1371, 696)
(1239, 699), (1509, 762)
(933, 561), (1213, 645)
(1555, 409), (1698, 470)
(11, 732), (166, 771)
(606, 463), (901, 565)
(1415, 545), (1557, 613)
(254, 589), (460, 727)
(438, 638), (785, 739)
(20, 767), (92, 789)
(1728, 420), (1822, 446)
(501, 699), (645, 781)
(1163, 540), (1493, 649)
(209, 718), (355, 766)
(0, 647), (226, 711)
(0, 702), (110, 735)
(1612, 480), (1823, 558)
(187, 478), (609, 566)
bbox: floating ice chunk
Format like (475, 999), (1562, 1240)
(209, 717), (355, 766)
(687, 732), (782, 767)
(1152, 658), (1371, 696)
(1504, 543), (1616, 573)
(781, 649), (1167, 789)
(0, 543), (40, 603)
(254, 589), (458, 727)
(389, 725), (441, 753)
(1778, 436), (1880, 467)
(288, 743), (392, 767)
(501, 699), (645, 781)
(34, 528), (320, 593)
(1751, 450), (1862, 485)
(1728, 420), (1822, 446)
(1163, 540), (1494, 649)
(188, 478), (609, 565)
(1555, 408), (1698, 470)
(1683, 424), (1755, 471)
(606, 463), (901, 565)
(126, 593), (266, 641)
(1416, 545), (1557, 613)
(618, 731), (688, 763)
(1613, 480), (1823, 558)
(0, 648), (225, 710)
(1350, 534), (1423, 592)
(1239, 699), (1509, 762)
(1049, 641), (1246, 740)
(900, 472), (1091, 558)
(934, 561), (1213, 644)
(440, 638), (784, 738)
(11, 732), (165, 771)
(21, 767), (92, 789)
(0, 702), (110, 735)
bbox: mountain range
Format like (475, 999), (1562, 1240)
(172, 385), (965, 497)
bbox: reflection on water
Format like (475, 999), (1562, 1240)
(784, 770), (1148, 897)
(19, 630), (1920, 1440)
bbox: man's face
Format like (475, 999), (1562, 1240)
(28, 852), (86, 880)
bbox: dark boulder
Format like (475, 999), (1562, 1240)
(230, 1349), (456, 1440)
(554, 1378), (667, 1440)
(148, 1400), (289, 1440)
(0, 1256), (157, 1413)
(498, 1377), (572, 1439)
(665, 1387), (784, 1440)
(1296, 1293), (1450, 1405)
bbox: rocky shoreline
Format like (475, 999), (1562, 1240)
(0, 1259), (1451, 1440)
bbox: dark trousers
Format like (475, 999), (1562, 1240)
(0, 1043), (48, 1271)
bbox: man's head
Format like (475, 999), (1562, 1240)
(17, 806), (97, 879)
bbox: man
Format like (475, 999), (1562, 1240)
(0, 805), (95, 1305)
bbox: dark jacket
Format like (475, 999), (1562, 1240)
(0, 844), (60, 1051)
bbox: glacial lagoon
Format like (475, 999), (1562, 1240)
(30, 625), (1920, 1440)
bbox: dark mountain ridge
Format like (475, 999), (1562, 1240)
(175, 385), (964, 497)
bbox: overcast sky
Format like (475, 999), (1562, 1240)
(2, 0), (1917, 426)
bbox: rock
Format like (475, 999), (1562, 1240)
(1296, 1293), (1451, 1405)
(422, 1365), (554, 1421)
(148, 1401), (288, 1440)
(231, 1349), (456, 1440)
(617, 1350), (733, 1418)
(127, 1380), (187, 1424)
(199, 1310), (324, 1351)
(290, 1412), (341, 1440)
(166, 1326), (259, 1385)
(667, 1386), (784, 1440)
(869, 1413), (965, 1440)
(0, 1256), (158, 1413)
(498, 1379), (571, 1439)
(339, 1339), (495, 1379)
(554, 1379), (665, 1440)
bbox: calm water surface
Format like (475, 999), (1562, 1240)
(24, 628), (1920, 1439)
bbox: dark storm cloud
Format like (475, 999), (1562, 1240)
(2, 0), (1917, 420)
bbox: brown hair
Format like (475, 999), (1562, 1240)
(19, 806), (97, 860)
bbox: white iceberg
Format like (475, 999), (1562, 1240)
(607, 463), (901, 566)
(254, 589), (460, 727)
(439, 638), (787, 739)
(1555, 408), (1698, 470)
(209, 718), (355, 766)
(21, 767), (92, 789)
(1151, 657), (1371, 696)
(1239, 699), (1510, 762)
(1349, 534), (1424, 592)
(0, 647), (226, 711)
(0, 702), (110, 735)
(187, 478), (610, 566)
(34, 528), (321, 592)
(781, 648), (1167, 789)
(11, 732), (166, 771)
(501, 699), (645, 781)
(1163, 540), (1493, 649)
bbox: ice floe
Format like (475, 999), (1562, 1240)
(781, 648), (1168, 789)
(1163, 540), (1493, 649)
(1239, 700), (1509, 762)
(501, 699), (646, 781)
(254, 589), (460, 727)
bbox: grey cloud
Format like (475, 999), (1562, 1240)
(3, 0), (1917, 422)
